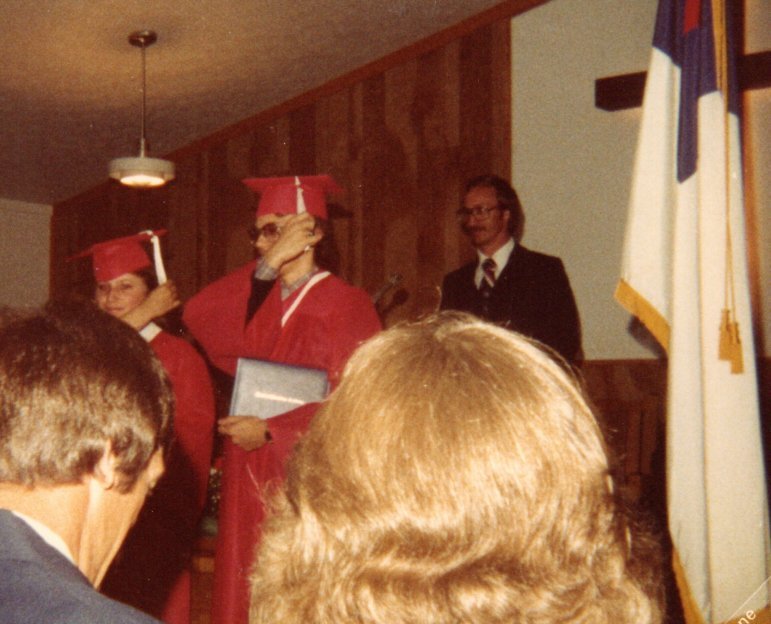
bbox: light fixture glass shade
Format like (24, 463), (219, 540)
(108, 156), (175, 188)
(110, 31), (173, 189)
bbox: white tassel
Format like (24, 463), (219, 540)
(295, 176), (307, 214)
(142, 230), (167, 284)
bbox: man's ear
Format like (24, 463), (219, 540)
(91, 442), (119, 490)
(311, 216), (324, 238)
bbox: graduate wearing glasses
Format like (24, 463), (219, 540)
(183, 175), (381, 624)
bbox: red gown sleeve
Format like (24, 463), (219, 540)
(150, 332), (216, 512)
(182, 261), (258, 376)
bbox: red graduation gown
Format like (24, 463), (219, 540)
(183, 262), (381, 624)
(101, 329), (216, 624)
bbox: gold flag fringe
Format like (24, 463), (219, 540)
(614, 279), (670, 353)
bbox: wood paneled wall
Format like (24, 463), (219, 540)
(51, 17), (513, 328)
(581, 357), (771, 505)
(581, 359), (667, 503)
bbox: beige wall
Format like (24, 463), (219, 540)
(0, 199), (51, 308)
(511, 0), (770, 359)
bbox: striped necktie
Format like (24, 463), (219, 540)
(479, 257), (496, 298)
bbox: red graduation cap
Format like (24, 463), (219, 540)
(70, 229), (168, 283)
(242, 174), (342, 220)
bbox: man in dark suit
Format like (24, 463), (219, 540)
(441, 174), (582, 364)
(0, 301), (174, 624)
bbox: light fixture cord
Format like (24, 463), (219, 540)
(139, 42), (148, 157)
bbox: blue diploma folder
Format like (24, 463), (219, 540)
(229, 358), (329, 419)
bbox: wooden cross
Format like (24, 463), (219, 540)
(595, 50), (771, 111)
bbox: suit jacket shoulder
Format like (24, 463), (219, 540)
(509, 244), (562, 267)
(0, 510), (161, 624)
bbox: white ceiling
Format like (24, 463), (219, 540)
(0, 0), (516, 205)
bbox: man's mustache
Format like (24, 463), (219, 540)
(462, 224), (484, 235)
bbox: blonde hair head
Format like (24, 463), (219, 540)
(250, 312), (661, 623)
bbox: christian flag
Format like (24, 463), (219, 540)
(615, 0), (770, 622)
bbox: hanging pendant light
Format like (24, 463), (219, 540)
(109, 30), (175, 188)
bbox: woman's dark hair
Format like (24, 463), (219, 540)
(134, 267), (159, 291)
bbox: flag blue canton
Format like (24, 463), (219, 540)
(652, 0), (740, 183)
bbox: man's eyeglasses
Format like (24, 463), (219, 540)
(248, 223), (281, 242)
(455, 205), (502, 221)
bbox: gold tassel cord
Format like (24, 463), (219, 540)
(712, 0), (744, 374)
(718, 308), (744, 374)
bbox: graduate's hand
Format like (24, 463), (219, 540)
(218, 416), (271, 451)
(261, 214), (322, 269)
(122, 281), (180, 330)
(144, 281), (180, 316)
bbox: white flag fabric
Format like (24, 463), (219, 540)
(615, 1), (770, 622)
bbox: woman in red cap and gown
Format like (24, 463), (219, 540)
(73, 230), (216, 624)
(183, 175), (382, 624)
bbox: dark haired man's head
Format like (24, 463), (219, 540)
(462, 174), (525, 243)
